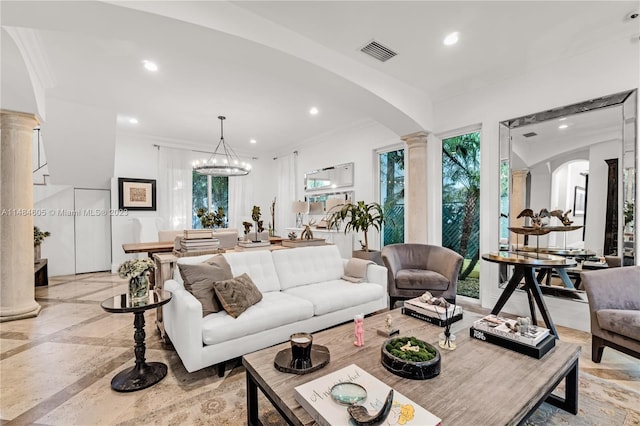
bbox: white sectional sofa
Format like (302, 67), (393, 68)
(159, 245), (388, 374)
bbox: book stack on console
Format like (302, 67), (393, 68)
(178, 229), (220, 254)
(402, 297), (463, 327)
(294, 364), (441, 426)
(281, 238), (326, 248)
(470, 314), (555, 358)
(234, 240), (271, 251)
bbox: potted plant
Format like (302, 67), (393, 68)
(332, 201), (385, 264)
(34, 226), (51, 262)
(196, 207), (226, 229)
(118, 258), (156, 305)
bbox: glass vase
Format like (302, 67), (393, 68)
(129, 272), (150, 306)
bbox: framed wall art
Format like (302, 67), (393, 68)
(118, 178), (156, 211)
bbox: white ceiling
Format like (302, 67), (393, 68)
(1, 1), (638, 159)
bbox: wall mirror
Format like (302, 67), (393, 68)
(499, 90), (637, 299)
(305, 162), (354, 192)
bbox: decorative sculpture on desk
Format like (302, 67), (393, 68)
(550, 209), (574, 226)
(242, 221), (253, 240)
(354, 314), (364, 347)
(517, 208), (550, 229)
(288, 231), (297, 240)
(300, 223), (314, 240)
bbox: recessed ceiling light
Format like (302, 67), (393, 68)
(443, 32), (459, 46)
(250, 139), (257, 144)
(558, 117), (567, 121)
(129, 118), (139, 124)
(558, 124), (568, 129)
(309, 107), (319, 115)
(142, 60), (158, 72)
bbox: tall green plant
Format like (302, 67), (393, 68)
(333, 201), (384, 252)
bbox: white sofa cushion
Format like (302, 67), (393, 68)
(284, 279), (385, 316)
(272, 245), (344, 290)
(222, 251), (281, 293)
(202, 292), (314, 345)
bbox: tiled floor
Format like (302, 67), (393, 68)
(1, 273), (638, 425)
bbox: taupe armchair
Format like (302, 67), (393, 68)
(581, 266), (640, 363)
(381, 244), (463, 309)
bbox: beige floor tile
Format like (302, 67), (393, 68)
(0, 303), (102, 336)
(0, 342), (124, 420)
(0, 338), (29, 354)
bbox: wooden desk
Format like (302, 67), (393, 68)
(122, 241), (175, 257)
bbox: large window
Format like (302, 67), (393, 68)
(192, 171), (228, 228)
(442, 131), (480, 299)
(379, 149), (405, 246)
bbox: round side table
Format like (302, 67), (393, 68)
(101, 289), (172, 392)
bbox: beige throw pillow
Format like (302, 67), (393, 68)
(178, 255), (233, 316)
(214, 273), (263, 318)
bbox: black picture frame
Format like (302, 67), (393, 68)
(573, 186), (586, 216)
(118, 178), (156, 211)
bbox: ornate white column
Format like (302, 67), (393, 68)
(510, 169), (529, 247)
(1, 110), (41, 322)
(402, 131), (429, 243)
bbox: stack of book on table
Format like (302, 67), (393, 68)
(294, 364), (441, 426)
(281, 238), (326, 248)
(177, 229), (220, 254)
(234, 240), (271, 251)
(402, 297), (463, 327)
(470, 314), (555, 358)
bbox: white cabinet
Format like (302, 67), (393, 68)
(285, 228), (353, 259)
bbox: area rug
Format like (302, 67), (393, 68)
(119, 365), (640, 426)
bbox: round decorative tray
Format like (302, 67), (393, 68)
(274, 344), (330, 375)
(381, 336), (440, 380)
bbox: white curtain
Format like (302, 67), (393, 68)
(275, 153), (297, 234)
(157, 147), (193, 230)
(228, 174), (253, 231)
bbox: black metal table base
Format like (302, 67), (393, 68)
(111, 362), (168, 392)
(491, 264), (559, 337)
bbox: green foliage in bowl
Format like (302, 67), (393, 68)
(386, 337), (436, 363)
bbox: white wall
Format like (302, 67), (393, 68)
(433, 37), (639, 331)
(33, 185), (75, 276)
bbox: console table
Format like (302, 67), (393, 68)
(482, 251), (576, 337)
(100, 289), (172, 392)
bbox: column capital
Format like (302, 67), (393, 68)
(1, 109), (39, 132)
(401, 130), (429, 146)
(512, 169), (529, 178)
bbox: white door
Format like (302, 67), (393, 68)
(74, 189), (111, 273)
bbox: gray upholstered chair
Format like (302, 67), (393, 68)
(581, 266), (640, 363)
(381, 244), (463, 309)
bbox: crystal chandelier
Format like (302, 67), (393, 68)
(193, 116), (251, 176)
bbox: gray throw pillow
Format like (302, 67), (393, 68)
(178, 255), (233, 316)
(214, 273), (263, 318)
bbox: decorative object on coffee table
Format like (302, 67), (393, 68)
(354, 314), (364, 347)
(377, 313), (399, 337)
(381, 336), (441, 380)
(438, 301), (457, 350)
(347, 389), (394, 426)
(273, 344), (330, 375)
(118, 257), (156, 305)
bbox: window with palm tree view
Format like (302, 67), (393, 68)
(442, 132), (480, 299)
(192, 172), (228, 229)
(379, 149), (405, 246)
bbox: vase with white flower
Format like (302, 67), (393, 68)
(119, 258), (156, 305)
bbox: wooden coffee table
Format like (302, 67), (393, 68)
(243, 310), (580, 426)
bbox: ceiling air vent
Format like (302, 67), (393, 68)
(522, 132), (538, 138)
(360, 40), (397, 62)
